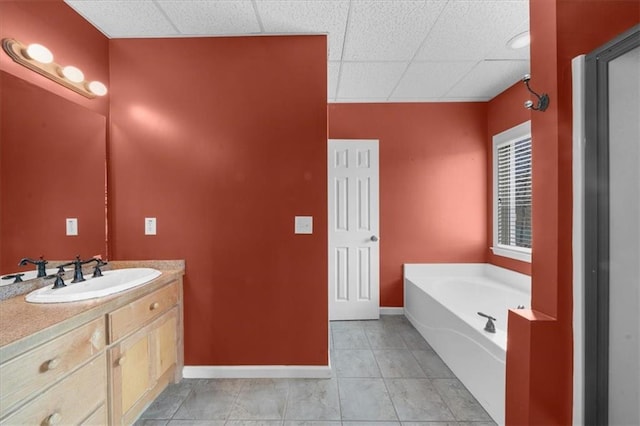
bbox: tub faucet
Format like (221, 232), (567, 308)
(477, 312), (496, 333)
(18, 256), (48, 278)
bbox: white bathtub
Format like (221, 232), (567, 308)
(403, 263), (531, 426)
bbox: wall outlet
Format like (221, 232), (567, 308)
(145, 217), (157, 235)
(295, 216), (313, 234)
(66, 218), (78, 236)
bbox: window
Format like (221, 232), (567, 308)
(492, 121), (532, 262)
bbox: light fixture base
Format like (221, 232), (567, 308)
(2, 38), (96, 99)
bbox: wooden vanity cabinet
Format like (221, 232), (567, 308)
(107, 281), (181, 425)
(0, 274), (183, 426)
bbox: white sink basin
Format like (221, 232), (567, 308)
(1, 269), (60, 286)
(25, 268), (162, 303)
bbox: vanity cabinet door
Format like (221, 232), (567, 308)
(153, 309), (177, 381)
(109, 306), (179, 425)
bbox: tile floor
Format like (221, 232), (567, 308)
(137, 315), (496, 426)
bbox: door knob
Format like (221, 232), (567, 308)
(370, 235), (379, 242)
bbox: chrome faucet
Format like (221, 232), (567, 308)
(18, 256), (48, 278)
(477, 312), (496, 333)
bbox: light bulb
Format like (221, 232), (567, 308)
(524, 100), (534, 109)
(24, 44), (53, 64)
(61, 65), (84, 83)
(87, 81), (108, 96)
(508, 31), (530, 50)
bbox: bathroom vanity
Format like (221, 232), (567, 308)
(0, 261), (184, 425)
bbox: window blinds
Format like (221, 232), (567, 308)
(497, 137), (532, 249)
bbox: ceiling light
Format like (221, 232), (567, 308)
(2, 38), (107, 99)
(24, 43), (53, 63)
(508, 31), (530, 49)
(87, 81), (108, 96)
(60, 65), (84, 83)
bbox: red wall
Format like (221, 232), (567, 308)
(0, 0), (108, 273)
(506, 1), (639, 424)
(486, 83), (532, 276)
(329, 103), (488, 307)
(108, 36), (328, 365)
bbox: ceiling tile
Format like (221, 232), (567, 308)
(156, 1), (260, 35)
(416, 1), (529, 61)
(343, 0), (448, 61)
(390, 61), (477, 100)
(444, 60), (530, 100)
(256, 1), (349, 61)
(65, 0), (178, 37)
(328, 62), (341, 101)
(337, 62), (407, 99)
(332, 98), (390, 103)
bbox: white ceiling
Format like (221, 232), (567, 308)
(65, 0), (530, 103)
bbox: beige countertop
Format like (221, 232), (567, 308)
(0, 260), (185, 362)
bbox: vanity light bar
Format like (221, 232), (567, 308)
(1, 38), (107, 99)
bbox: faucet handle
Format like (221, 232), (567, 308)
(2, 273), (25, 284)
(45, 271), (67, 289)
(92, 260), (107, 278)
(477, 312), (496, 333)
(477, 312), (496, 321)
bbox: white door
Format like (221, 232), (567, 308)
(328, 139), (380, 320)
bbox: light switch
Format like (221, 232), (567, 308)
(66, 218), (78, 236)
(145, 217), (157, 235)
(295, 216), (313, 234)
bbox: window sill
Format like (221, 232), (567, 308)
(491, 246), (532, 263)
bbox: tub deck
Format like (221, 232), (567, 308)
(403, 263), (531, 426)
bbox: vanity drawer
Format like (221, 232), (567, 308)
(81, 403), (107, 425)
(0, 317), (105, 417)
(108, 281), (178, 343)
(1, 353), (106, 425)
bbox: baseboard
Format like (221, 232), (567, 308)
(183, 362), (332, 379)
(380, 307), (404, 315)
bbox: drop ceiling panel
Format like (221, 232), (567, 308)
(416, 1), (529, 61)
(337, 62), (407, 99)
(390, 61), (477, 100)
(63, 0), (532, 103)
(256, 0), (349, 61)
(444, 60), (530, 100)
(157, 1), (260, 35)
(328, 62), (341, 101)
(66, 0), (178, 37)
(342, 0), (448, 61)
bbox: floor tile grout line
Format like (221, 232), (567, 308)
(380, 376), (402, 423)
(336, 370), (344, 422)
(370, 344), (401, 423)
(281, 378), (291, 423)
(225, 378), (249, 422)
(168, 380), (194, 421)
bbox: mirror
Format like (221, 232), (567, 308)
(0, 71), (107, 277)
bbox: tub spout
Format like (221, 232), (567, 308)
(477, 312), (496, 333)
